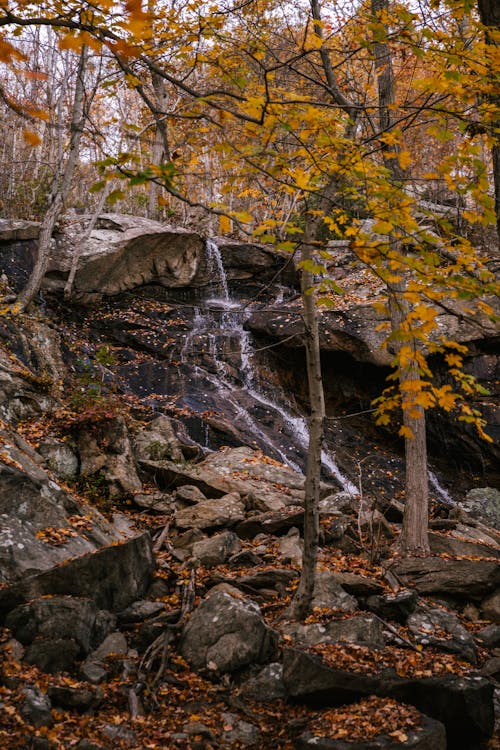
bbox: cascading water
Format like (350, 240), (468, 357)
(180, 238), (358, 495)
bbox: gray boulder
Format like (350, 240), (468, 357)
(0, 531), (155, 621)
(407, 607), (477, 663)
(77, 415), (142, 498)
(0, 435), (122, 585)
(180, 592), (277, 673)
(175, 492), (245, 530)
(21, 686), (52, 728)
(133, 415), (185, 463)
(481, 590), (500, 623)
(281, 615), (384, 649)
(38, 436), (79, 479)
(312, 570), (358, 612)
(191, 531), (242, 567)
(461, 487), (500, 530)
(47, 214), (205, 297)
(4, 596), (113, 655)
(238, 663), (287, 702)
(392, 556), (500, 600)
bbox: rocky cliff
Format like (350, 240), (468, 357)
(0, 214), (499, 749)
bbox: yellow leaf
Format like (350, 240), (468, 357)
(398, 149), (412, 169)
(219, 215), (232, 234)
(22, 129), (41, 147)
(372, 220), (393, 234)
(399, 425), (414, 439)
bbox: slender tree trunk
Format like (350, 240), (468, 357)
(371, 0), (429, 555)
(12, 46), (88, 314)
(477, 0), (500, 249)
(389, 286), (430, 554)
(288, 226), (325, 620)
(148, 72), (170, 221)
(64, 180), (113, 299)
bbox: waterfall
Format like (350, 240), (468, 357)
(179, 237), (358, 494)
(429, 470), (456, 505)
(205, 237), (229, 302)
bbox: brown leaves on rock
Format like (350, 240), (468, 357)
(308, 696), (422, 744)
(309, 642), (472, 678)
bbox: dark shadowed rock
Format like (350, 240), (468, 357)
(48, 685), (102, 712)
(282, 615), (384, 650)
(238, 662), (287, 702)
(283, 647), (494, 747)
(180, 592), (277, 673)
(21, 686), (53, 727)
(364, 591), (418, 624)
(481, 590), (500, 623)
(407, 607), (477, 663)
(295, 713), (446, 750)
(5, 596), (102, 653)
(25, 638), (81, 674)
(0, 532), (155, 621)
(391, 557), (500, 600)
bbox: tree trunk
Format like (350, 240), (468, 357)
(371, 0), (429, 555)
(12, 46), (88, 313)
(477, 0), (500, 249)
(288, 228), (325, 620)
(389, 287), (430, 554)
(148, 72), (170, 221)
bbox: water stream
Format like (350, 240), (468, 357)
(180, 238), (359, 495)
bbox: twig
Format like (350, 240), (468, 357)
(372, 614), (421, 653)
(153, 522), (171, 553)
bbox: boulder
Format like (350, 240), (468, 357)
(37, 436), (79, 479)
(295, 713), (446, 750)
(391, 556), (500, 600)
(47, 214), (205, 297)
(461, 487), (500, 530)
(142, 446), (305, 513)
(277, 527), (303, 565)
(330, 573), (384, 598)
(77, 415), (142, 498)
(21, 686), (52, 728)
(133, 415), (187, 463)
(175, 492), (245, 530)
(283, 647), (495, 747)
(312, 570), (358, 612)
(236, 507), (304, 538)
(282, 615), (384, 650)
(48, 685), (102, 712)
(0, 218), (40, 242)
(191, 531), (242, 567)
(213, 568), (298, 597)
(238, 663), (287, 702)
(407, 607), (477, 663)
(4, 596), (112, 655)
(179, 592), (277, 673)
(0, 436), (121, 585)
(0, 532), (155, 621)
(220, 712), (260, 747)
(481, 590), (500, 623)
(364, 591), (418, 624)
